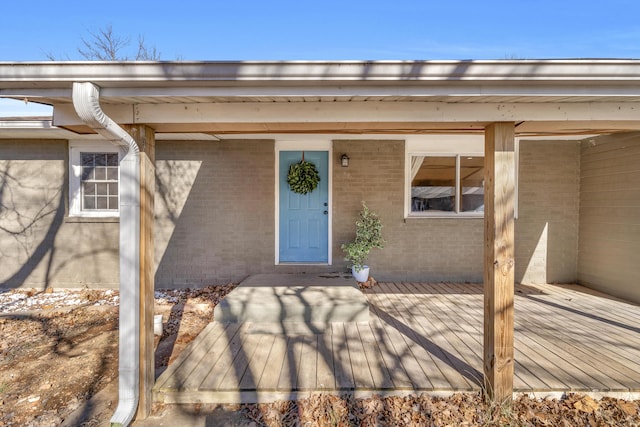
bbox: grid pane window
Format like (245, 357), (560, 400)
(80, 153), (119, 211)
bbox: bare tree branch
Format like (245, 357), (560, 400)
(78, 24), (130, 60)
(45, 24), (162, 61)
(136, 36), (161, 60)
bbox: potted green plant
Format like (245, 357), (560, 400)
(341, 202), (384, 282)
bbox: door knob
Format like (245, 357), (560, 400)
(324, 202), (328, 206)
(323, 210), (328, 215)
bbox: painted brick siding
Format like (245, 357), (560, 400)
(515, 140), (580, 284)
(332, 139), (581, 283)
(0, 140), (119, 289)
(578, 133), (640, 303)
(154, 140), (277, 287)
(0, 136), (585, 289)
(332, 140), (484, 282)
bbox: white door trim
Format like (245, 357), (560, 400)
(275, 140), (332, 265)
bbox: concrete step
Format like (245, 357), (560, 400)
(213, 274), (369, 325)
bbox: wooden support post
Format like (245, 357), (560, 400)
(125, 125), (156, 419)
(483, 122), (515, 403)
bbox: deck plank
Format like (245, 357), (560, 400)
(357, 321), (395, 389)
(521, 285), (640, 349)
(345, 322), (375, 389)
(366, 291), (433, 389)
(414, 283), (536, 391)
(541, 283), (640, 322)
(297, 335), (318, 391)
(197, 323), (249, 390)
(447, 282), (640, 391)
(257, 334), (288, 390)
(155, 322), (228, 389)
(216, 332), (262, 391)
(366, 316), (414, 389)
(154, 280), (640, 404)
(405, 282), (483, 387)
(277, 336), (303, 391)
(239, 334), (276, 390)
(423, 282), (547, 389)
(515, 291), (640, 389)
(166, 322), (237, 390)
(384, 283), (474, 390)
(369, 285), (450, 389)
(459, 283), (584, 389)
(331, 322), (355, 389)
(514, 284), (640, 353)
(433, 283), (576, 390)
(316, 332), (335, 390)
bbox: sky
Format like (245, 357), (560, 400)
(1, 0), (640, 115)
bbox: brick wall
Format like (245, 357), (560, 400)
(578, 133), (640, 302)
(155, 138), (583, 285)
(332, 140), (484, 282)
(0, 140), (119, 289)
(515, 139), (580, 284)
(0, 138), (279, 289)
(154, 139), (277, 287)
(0, 136), (587, 289)
(333, 139), (581, 283)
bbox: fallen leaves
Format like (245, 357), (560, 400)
(573, 395), (599, 413)
(358, 276), (377, 290)
(241, 393), (640, 427)
(619, 400), (639, 417)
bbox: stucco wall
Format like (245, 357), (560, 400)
(515, 139), (580, 284)
(0, 140), (119, 289)
(578, 133), (640, 303)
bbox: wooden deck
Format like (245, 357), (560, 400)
(154, 282), (640, 404)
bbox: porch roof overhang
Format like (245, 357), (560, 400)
(2, 59), (640, 136)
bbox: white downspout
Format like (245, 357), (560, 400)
(72, 82), (140, 427)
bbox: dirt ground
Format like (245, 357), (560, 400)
(1, 285), (639, 427)
(0, 285), (234, 426)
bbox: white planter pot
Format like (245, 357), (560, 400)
(352, 265), (370, 282)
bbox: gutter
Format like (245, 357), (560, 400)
(5, 60), (640, 85)
(72, 82), (141, 427)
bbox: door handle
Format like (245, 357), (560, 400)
(323, 210), (328, 215)
(324, 202), (328, 206)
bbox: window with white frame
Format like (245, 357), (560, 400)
(408, 154), (485, 216)
(69, 142), (122, 217)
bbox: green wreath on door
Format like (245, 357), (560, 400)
(287, 152), (320, 195)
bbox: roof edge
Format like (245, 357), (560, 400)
(3, 59), (640, 85)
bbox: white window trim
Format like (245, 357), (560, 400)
(69, 141), (124, 218)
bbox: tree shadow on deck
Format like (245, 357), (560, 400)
(156, 282), (485, 410)
(522, 293), (640, 335)
(371, 301), (483, 387)
(152, 281), (490, 425)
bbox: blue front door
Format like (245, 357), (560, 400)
(279, 151), (329, 263)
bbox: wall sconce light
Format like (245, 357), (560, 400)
(341, 154), (349, 167)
